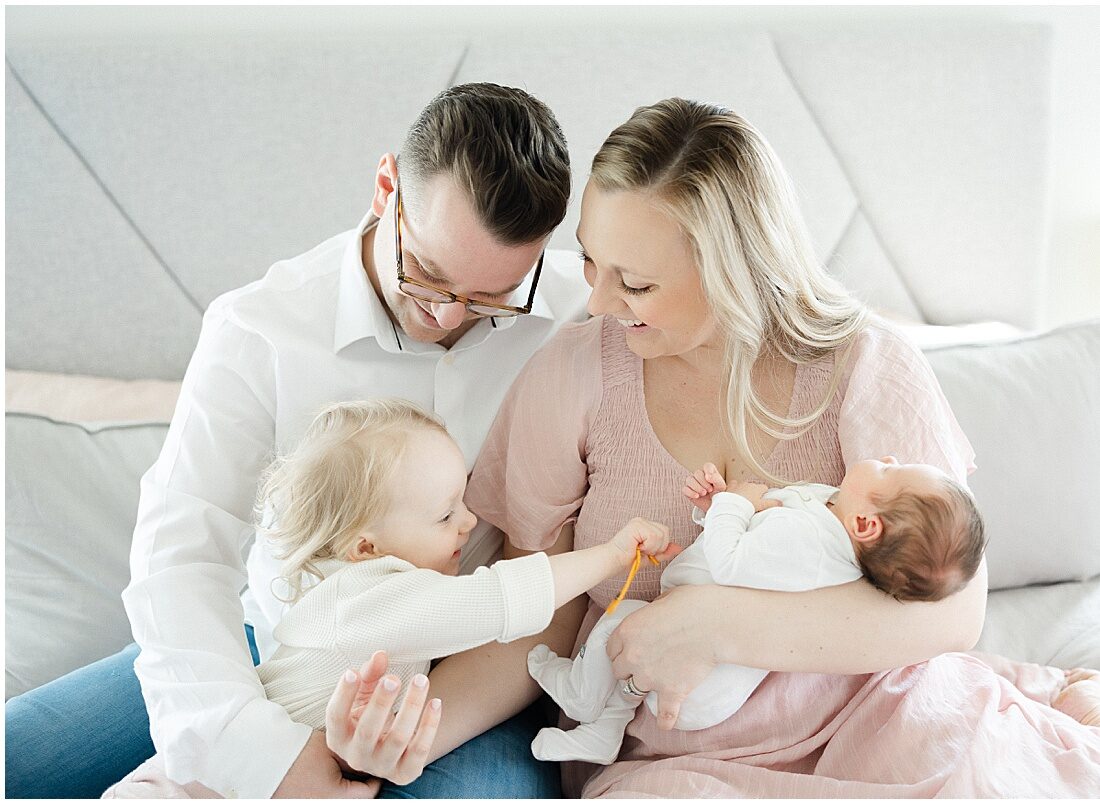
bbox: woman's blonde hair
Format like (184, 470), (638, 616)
(590, 98), (868, 484)
(256, 398), (448, 603)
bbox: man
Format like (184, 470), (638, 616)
(6, 83), (589, 799)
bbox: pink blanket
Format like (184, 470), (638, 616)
(575, 652), (1100, 798)
(105, 653), (1100, 799)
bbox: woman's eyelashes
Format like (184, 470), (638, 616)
(620, 280), (655, 296)
(579, 250), (655, 295)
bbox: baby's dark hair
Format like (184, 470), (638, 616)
(856, 477), (986, 602)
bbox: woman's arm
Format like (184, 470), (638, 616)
(422, 525), (587, 762)
(607, 557), (988, 728)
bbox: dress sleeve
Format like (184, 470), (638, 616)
(838, 319), (976, 485)
(466, 319), (603, 552)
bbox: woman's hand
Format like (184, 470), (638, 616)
(325, 650), (442, 787)
(729, 481), (780, 513)
(606, 585), (720, 729)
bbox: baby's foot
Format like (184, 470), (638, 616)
(1053, 668), (1100, 726)
(527, 645), (606, 723)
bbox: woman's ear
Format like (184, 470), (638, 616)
(850, 513), (883, 544)
(370, 153), (398, 219)
(346, 533), (377, 562)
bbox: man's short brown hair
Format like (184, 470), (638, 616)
(399, 83), (570, 245)
(857, 477), (987, 602)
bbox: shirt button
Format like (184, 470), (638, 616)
(443, 355), (456, 366)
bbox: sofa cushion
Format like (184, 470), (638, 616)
(4, 413), (168, 699)
(924, 319), (1100, 590)
(6, 369), (181, 423)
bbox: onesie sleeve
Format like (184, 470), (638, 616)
(702, 504), (863, 591)
(838, 319), (976, 485)
(466, 319), (603, 552)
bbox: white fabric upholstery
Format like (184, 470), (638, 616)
(925, 319), (1100, 590)
(4, 414), (168, 699)
(5, 11), (1052, 379)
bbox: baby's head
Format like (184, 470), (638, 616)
(258, 399), (477, 601)
(834, 457), (986, 602)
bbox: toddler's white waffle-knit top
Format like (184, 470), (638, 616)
(257, 551), (554, 728)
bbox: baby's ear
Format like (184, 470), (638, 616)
(346, 533), (377, 562)
(850, 513), (883, 544)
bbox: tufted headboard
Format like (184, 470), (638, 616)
(6, 10), (1052, 379)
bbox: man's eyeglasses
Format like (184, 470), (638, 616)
(394, 181), (544, 318)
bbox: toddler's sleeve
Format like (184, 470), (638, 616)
(466, 320), (603, 552)
(839, 321), (976, 484)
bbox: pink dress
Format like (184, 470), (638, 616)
(466, 315), (1100, 797)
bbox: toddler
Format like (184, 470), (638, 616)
(527, 457), (988, 765)
(252, 398), (679, 731)
(106, 398), (682, 796)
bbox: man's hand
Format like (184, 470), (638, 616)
(730, 481), (780, 513)
(682, 463), (727, 513)
(325, 650), (442, 787)
(272, 730), (381, 798)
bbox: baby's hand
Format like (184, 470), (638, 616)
(610, 517), (680, 566)
(730, 482), (780, 513)
(682, 463), (727, 513)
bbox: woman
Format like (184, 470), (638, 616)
(465, 98), (1100, 796)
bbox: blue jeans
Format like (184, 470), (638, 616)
(5, 630), (561, 799)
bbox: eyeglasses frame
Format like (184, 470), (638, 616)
(393, 181), (545, 318)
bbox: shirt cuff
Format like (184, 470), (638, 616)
(493, 551), (555, 642)
(195, 697), (313, 799)
(704, 491), (756, 524)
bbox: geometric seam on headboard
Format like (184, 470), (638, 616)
(444, 44), (472, 91)
(768, 40), (926, 321)
(826, 202), (925, 320)
(6, 57), (204, 315)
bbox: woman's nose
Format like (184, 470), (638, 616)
(585, 267), (616, 317)
(432, 301), (468, 329)
(881, 455), (898, 465)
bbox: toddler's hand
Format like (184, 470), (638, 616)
(610, 517), (680, 566)
(730, 481), (780, 513)
(682, 463), (727, 513)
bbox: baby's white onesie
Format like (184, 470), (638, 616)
(528, 485), (862, 764)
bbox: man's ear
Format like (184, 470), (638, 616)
(346, 533), (377, 562)
(850, 513), (883, 545)
(370, 153), (398, 219)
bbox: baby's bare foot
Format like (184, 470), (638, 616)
(1053, 668), (1100, 726)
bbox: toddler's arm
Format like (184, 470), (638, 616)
(334, 519), (678, 666)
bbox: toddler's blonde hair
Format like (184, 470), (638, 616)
(256, 398), (447, 603)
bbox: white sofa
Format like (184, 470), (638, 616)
(6, 4), (1098, 735)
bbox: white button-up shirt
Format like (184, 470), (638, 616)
(122, 214), (589, 798)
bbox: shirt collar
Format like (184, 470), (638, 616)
(333, 213), (402, 354)
(333, 213), (556, 355)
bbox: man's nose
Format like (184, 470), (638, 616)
(432, 301), (468, 329)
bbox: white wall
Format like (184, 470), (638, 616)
(14, 4), (1099, 327)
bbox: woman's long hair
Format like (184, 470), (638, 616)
(591, 98), (868, 484)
